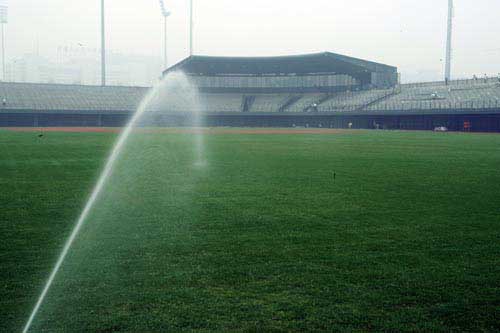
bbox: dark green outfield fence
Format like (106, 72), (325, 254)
(1, 111), (500, 132)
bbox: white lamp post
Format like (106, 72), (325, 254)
(0, 0), (8, 81)
(159, 0), (171, 69)
(190, 0), (194, 56)
(101, 0), (106, 86)
(445, 0), (454, 82)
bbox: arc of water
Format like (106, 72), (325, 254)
(22, 87), (158, 333)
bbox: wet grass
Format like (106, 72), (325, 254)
(1, 129), (499, 332)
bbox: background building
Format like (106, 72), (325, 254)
(5, 47), (162, 87)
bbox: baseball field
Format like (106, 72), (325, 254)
(1, 128), (499, 332)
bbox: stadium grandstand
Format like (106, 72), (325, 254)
(1, 52), (499, 131)
(0, 82), (147, 127)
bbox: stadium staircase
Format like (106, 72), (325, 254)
(242, 95), (255, 112)
(357, 88), (400, 111)
(278, 95), (302, 112)
(309, 94), (338, 112)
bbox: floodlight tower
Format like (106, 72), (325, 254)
(0, 0), (8, 81)
(445, 0), (454, 82)
(159, 0), (171, 69)
(190, 0), (194, 56)
(101, 0), (106, 86)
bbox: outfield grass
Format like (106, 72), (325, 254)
(1, 129), (499, 332)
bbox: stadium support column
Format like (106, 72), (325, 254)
(190, 0), (194, 56)
(101, 0), (106, 86)
(445, 0), (453, 82)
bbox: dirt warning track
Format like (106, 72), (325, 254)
(4, 127), (358, 135)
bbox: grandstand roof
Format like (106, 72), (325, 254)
(164, 52), (397, 76)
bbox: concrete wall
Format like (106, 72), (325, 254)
(1, 112), (500, 132)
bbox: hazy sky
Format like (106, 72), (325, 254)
(6, 0), (500, 82)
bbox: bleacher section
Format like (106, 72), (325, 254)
(0, 82), (147, 112)
(249, 94), (292, 113)
(1, 79), (500, 115)
(200, 94), (243, 112)
(318, 89), (395, 112)
(286, 94), (325, 113)
(367, 79), (500, 111)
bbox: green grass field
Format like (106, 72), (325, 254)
(1, 129), (499, 332)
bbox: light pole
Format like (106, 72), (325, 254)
(190, 0), (194, 56)
(0, 0), (8, 81)
(1, 20), (5, 81)
(159, 0), (171, 69)
(445, 0), (454, 82)
(101, 0), (106, 86)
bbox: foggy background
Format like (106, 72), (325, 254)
(4, 0), (500, 86)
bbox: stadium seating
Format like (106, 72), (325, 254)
(286, 94), (325, 112)
(318, 89), (395, 112)
(249, 94), (293, 113)
(1, 77), (499, 116)
(0, 82), (147, 112)
(199, 94), (243, 112)
(367, 79), (500, 111)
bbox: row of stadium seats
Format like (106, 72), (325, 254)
(1, 78), (499, 114)
(250, 94), (299, 112)
(0, 82), (147, 112)
(367, 80), (500, 111)
(286, 94), (324, 112)
(200, 94), (244, 113)
(0, 82), (394, 114)
(318, 89), (395, 112)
